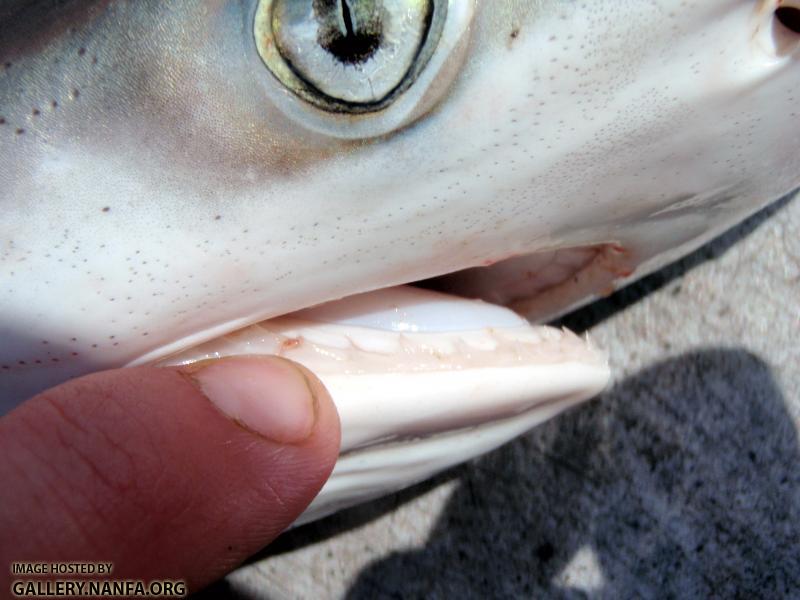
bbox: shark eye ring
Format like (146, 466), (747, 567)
(254, 0), (447, 114)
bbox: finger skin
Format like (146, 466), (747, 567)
(0, 358), (340, 593)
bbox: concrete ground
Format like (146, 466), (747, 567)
(200, 192), (799, 599)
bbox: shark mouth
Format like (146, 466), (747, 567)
(423, 242), (638, 322)
(160, 245), (626, 524)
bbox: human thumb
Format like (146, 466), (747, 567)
(0, 356), (340, 594)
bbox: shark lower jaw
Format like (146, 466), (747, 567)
(155, 224), (736, 524)
(159, 282), (610, 525)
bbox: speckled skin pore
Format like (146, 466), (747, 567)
(1, 0), (799, 409)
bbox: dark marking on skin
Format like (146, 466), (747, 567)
(77, 46), (86, 56)
(214, 215), (222, 221)
(0, 117), (5, 124)
(510, 27), (519, 39)
(32, 108), (40, 116)
(15, 128), (24, 135)
(101, 206), (110, 212)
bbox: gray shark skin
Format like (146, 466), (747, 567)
(2, 1), (799, 403)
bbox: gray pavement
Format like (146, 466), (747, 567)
(200, 192), (799, 599)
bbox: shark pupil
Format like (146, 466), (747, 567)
(315, 0), (383, 65)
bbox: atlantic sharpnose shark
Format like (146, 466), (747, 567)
(2, 0), (799, 523)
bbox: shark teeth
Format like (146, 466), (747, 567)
(163, 316), (606, 375)
(160, 285), (609, 524)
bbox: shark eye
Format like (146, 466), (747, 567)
(255, 0), (446, 113)
(253, 0), (472, 138)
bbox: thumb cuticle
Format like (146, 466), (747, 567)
(180, 356), (319, 445)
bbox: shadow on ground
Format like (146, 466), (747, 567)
(344, 349), (800, 598)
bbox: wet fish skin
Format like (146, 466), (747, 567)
(1, 0), (799, 409)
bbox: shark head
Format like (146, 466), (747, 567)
(1, 0), (799, 519)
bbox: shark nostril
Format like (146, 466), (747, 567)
(763, 3), (800, 57)
(775, 6), (800, 35)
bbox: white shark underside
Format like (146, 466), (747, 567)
(1, 0), (799, 522)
